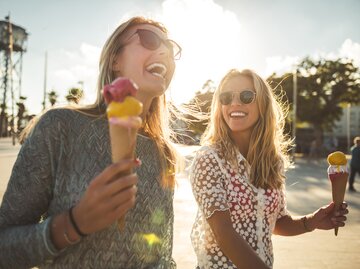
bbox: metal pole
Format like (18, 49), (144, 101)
(347, 103), (351, 153)
(8, 15), (16, 145)
(42, 51), (47, 110)
(292, 67), (298, 159)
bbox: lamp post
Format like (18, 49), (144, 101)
(42, 51), (48, 110)
(346, 103), (351, 153)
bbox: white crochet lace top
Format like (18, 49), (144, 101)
(190, 146), (288, 268)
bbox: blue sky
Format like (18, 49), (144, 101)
(1, 0), (359, 114)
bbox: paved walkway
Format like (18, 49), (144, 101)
(1, 138), (359, 268)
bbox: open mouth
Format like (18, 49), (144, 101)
(146, 63), (167, 79)
(229, 111), (247, 118)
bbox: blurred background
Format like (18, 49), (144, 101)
(0, 0), (359, 156)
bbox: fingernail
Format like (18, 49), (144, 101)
(134, 158), (142, 166)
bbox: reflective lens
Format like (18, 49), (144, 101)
(136, 29), (182, 60)
(219, 90), (256, 105)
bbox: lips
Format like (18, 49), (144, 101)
(229, 111), (247, 118)
(146, 62), (167, 79)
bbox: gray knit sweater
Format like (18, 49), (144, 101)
(0, 108), (175, 269)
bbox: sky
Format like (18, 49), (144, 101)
(0, 0), (359, 114)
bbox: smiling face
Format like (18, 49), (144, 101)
(112, 24), (176, 98)
(220, 75), (259, 140)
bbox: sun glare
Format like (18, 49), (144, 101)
(158, 0), (247, 105)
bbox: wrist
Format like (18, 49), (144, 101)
(69, 206), (88, 237)
(64, 211), (81, 245)
(301, 215), (315, 232)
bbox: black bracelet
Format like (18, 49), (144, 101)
(69, 206), (87, 237)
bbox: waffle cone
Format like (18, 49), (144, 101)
(109, 123), (138, 231)
(329, 172), (348, 236)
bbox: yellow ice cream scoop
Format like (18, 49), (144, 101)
(107, 96), (143, 118)
(327, 151), (347, 166)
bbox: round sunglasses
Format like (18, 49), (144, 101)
(127, 29), (182, 60)
(219, 90), (256, 105)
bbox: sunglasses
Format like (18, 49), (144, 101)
(219, 90), (256, 105)
(128, 29), (182, 60)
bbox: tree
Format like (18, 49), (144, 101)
(268, 57), (360, 152)
(48, 90), (58, 106)
(66, 87), (83, 104)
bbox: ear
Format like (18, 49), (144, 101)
(112, 51), (124, 72)
(112, 58), (120, 72)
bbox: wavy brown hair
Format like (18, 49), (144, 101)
(201, 69), (292, 189)
(20, 16), (178, 188)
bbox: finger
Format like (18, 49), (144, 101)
(91, 159), (141, 187)
(110, 185), (137, 207)
(334, 209), (349, 216)
(341, 202), (348, 210)
(109, 195), (136, 220)
(320, 202), (335, 215)
(103, 174), (138, 198)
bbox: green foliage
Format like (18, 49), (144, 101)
(66, 87), (84, 104)
(268, 57), (360, 134)
(48, 90), (58, 106)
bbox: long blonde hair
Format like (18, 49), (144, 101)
(20, 16), (178, 188)
(202, 69), (292, 189)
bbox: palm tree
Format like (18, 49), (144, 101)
(48, 90), (58, 106)
(66, 87), (83, 104)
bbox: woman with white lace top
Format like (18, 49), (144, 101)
(190, 69), (349, 269)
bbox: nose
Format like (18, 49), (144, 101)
(157, 42), (172, 59)
(230, 93), (241, 105)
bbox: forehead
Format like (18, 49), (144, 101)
(125, 23), (168, 39)
(222, 75), (254, 93)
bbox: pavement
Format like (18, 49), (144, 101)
(1, 137), (360, 269)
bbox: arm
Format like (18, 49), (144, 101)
(274, 202), (348, 236)
(0, 110), (139, 268)
(0, 111), (63, 268)
(208, 210), (270, 269)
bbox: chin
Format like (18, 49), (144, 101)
(144, 82), (167, 96)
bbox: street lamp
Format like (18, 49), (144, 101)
(346, 103), (351, 153)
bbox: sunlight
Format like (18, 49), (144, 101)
(157, 0), (248, 105)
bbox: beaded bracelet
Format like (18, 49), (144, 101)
(301, 216), (313, 232)
(69, 206), (87, 237)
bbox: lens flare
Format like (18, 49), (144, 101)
(142, 233), (161, 246)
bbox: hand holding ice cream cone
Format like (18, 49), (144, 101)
(103, 77), (143, 231)
(327, 151), (349, 236)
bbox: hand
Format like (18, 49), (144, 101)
(72, 159), (140, 235)
(308, 202), (349, 231)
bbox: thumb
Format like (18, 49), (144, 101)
(321, 202), (335, 215)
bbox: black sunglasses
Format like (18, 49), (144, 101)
(219, 90), (256, 105)
(128, 29), (182, 60)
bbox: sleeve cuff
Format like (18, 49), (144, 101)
(42, 217), (64, 256)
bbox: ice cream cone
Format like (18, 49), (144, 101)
(109, 122), (139, 230)
(327, 151), (348, 236)
(103, 77), (143, 231)
(329, 172), (348, 236)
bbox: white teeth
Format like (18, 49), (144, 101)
(146, 63), (167, 78)
(230, 111), (246, 117)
